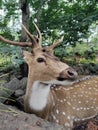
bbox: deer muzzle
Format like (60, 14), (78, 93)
(57, 67), (78, 81)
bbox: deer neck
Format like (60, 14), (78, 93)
(29, 81), (51, 111)
(24, 73), (54, 116)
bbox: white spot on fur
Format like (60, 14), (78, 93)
(56, 109), (59, 114)
(67, 101), (71, 105)
(76, 108), (80, 111)
(86, 100), (89, 103)
(91, 106), (94, 109)
(72, 107), (76, 110)
(62, 112), (66, 115)
(80, 107), (83, 110)
(83, 108), (87, 110)
(29, 81), (50, 111)
(78, 101), (81, 104)
(67, 116), (71, 120)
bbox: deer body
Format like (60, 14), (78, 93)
(1, 23), (98, 130)
(24, 74), (98, 130)
(49, 76), (98, 129)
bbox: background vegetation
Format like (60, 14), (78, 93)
(0, 0), (98, 72)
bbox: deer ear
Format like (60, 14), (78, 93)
(48, 36), (64, 50)
(22, 50), (32, 61)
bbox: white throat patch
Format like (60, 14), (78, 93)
(43, 79), (74, 86)
(29, 81), (50, 111)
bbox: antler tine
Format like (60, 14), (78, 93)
(33, 22), (42, 48)
(0, 35), (32, 47)
(48, 36), (64, 50)
(22, 24), (39, 48)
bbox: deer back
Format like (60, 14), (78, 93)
(47, 76), (98, 129)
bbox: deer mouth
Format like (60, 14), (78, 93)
(57, 76), (76, 81)
(57, 77), (67, 81)
(41, 78), (74, 86)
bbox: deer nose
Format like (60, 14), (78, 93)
(66, 67), (78, 79)
(57, 67), (78, 81)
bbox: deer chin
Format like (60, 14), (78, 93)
(41, 79), (74, 86)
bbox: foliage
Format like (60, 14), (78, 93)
(60, 42), (98, 65)
(0, 0), (98, 70)
(31, 0), (98, 46)
(0, 43), (23, 71)
(1, 0), (98, 44)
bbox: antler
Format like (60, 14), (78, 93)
(48, 36), (64, 50)
(22, 22), (42, 48)
(22, 24), (38, 48)
(0, 35), (32, 47)
(33, 22), (42, 48)
(0, 23), (42, 48)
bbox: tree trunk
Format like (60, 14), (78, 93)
(20, 0), (29, 42)
(19, 0), (29, 77)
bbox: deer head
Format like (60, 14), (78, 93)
(0, 23), (77, 84)
(0, 23), (78, 129)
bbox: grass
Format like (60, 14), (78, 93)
(0, 86), (13, 101)
(0, 102), (21, 115)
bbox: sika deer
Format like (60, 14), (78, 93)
(0, 23), (77, 129)
(1, 23), (98, 130)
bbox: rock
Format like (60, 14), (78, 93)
(15, 89), (25, 97)
(17, 95), (24, 108)
(0, 78), (22, 104)
(0, 104), (65, 130)
(3, 78), (20, 90)
(20, 77), (27, 90)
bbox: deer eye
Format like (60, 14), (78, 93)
(42, 49), (46, 52)
(37, 58), (45, 63)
